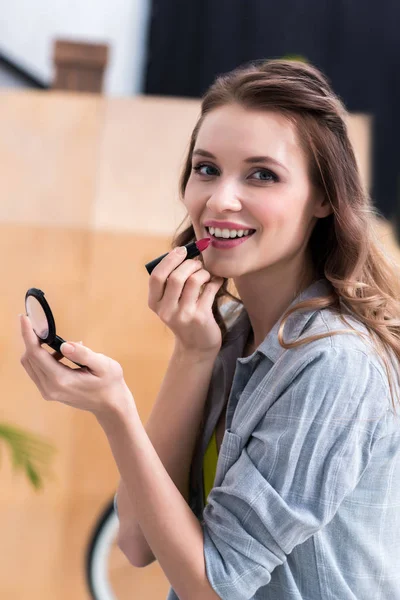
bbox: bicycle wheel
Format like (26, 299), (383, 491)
(86, 498), (120, 600)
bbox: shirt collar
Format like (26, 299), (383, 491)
(219, 278), (334, 365)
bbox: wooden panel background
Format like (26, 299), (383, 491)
(0, 89), (398, 599)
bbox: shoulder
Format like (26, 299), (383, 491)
(255, 339), (393, 440)
(286, 306), (396, 407)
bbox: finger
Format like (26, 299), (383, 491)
(196, 276), (225, 311)
(25, 352), (71, 403)
(59, 341), (109, 377)
(27, 356), (54, 398)
(177, 267), (213, 306)
(20, 314), (70, 378)
(19, 313), (41, 350)
(50, 341), (83, 362)
(148, 247), (191, 307)
(20, 354), (48, 399)
(159, 260), (204, 307)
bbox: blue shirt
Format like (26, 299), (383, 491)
(166, 278), (400, 600)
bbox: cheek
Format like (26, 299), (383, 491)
(265, 185), (311, 221)
(254, 202), (287, 228)
(182, 179), (194, 207)
(183, 174), (208, 201)
(254, 198), (309, 235)
(182, 181), (203, 220)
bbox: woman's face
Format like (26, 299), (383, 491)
(183, 104), (331, 280)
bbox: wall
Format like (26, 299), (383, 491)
(0, 0), (151, 95)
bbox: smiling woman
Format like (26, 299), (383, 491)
(18, 57), (400, 600)
(158, 58), (400, 600)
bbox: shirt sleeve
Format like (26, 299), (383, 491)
(201, 347), (389, 600)
(113, 492), (119, 517)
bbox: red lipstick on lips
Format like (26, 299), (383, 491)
(145, 237), (211, 274)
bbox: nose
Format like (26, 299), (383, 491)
(206, 180), (241, 211)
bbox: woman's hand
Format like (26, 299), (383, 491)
(148, 247), (225, 356)
(19, 314), (133, 419)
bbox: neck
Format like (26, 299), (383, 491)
(234, 259), (316, 351)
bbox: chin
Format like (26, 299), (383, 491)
(203, 257), (249, 280)
(214, 269), (244, 280)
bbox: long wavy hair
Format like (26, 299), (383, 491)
(170, 58), (400, 411)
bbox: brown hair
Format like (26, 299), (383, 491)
(170, 58), (400, 411)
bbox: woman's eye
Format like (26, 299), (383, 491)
(251, 169), (278, 182)
(192, 164), (278, 182)
(192, 163), (219, 177)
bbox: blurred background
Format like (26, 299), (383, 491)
(1, 1), (400, 598)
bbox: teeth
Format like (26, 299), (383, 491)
(207, 227), (253, 239)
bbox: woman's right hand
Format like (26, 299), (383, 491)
(148, 246), (225, 357)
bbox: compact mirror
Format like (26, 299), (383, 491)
(25, 288), (85, 368)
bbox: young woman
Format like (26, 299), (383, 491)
(20, 59), (400, 600)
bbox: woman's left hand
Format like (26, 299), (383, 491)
(19, 313), (134, 419)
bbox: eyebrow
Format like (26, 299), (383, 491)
(192, 148), (289, 173)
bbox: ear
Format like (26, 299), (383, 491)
(313, 192), (333, 219)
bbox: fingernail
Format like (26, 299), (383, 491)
(175, 246), (187, 255)
(61, 342), (75, 354)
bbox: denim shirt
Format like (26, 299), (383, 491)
(165, 278), (400, 600)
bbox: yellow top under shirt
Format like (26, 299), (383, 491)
(203, 429), (218, 505)
(202, 300), (242, 507)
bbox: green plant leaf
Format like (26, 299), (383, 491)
(0, 422), (57, 491)
(26, 461), (43, 490)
